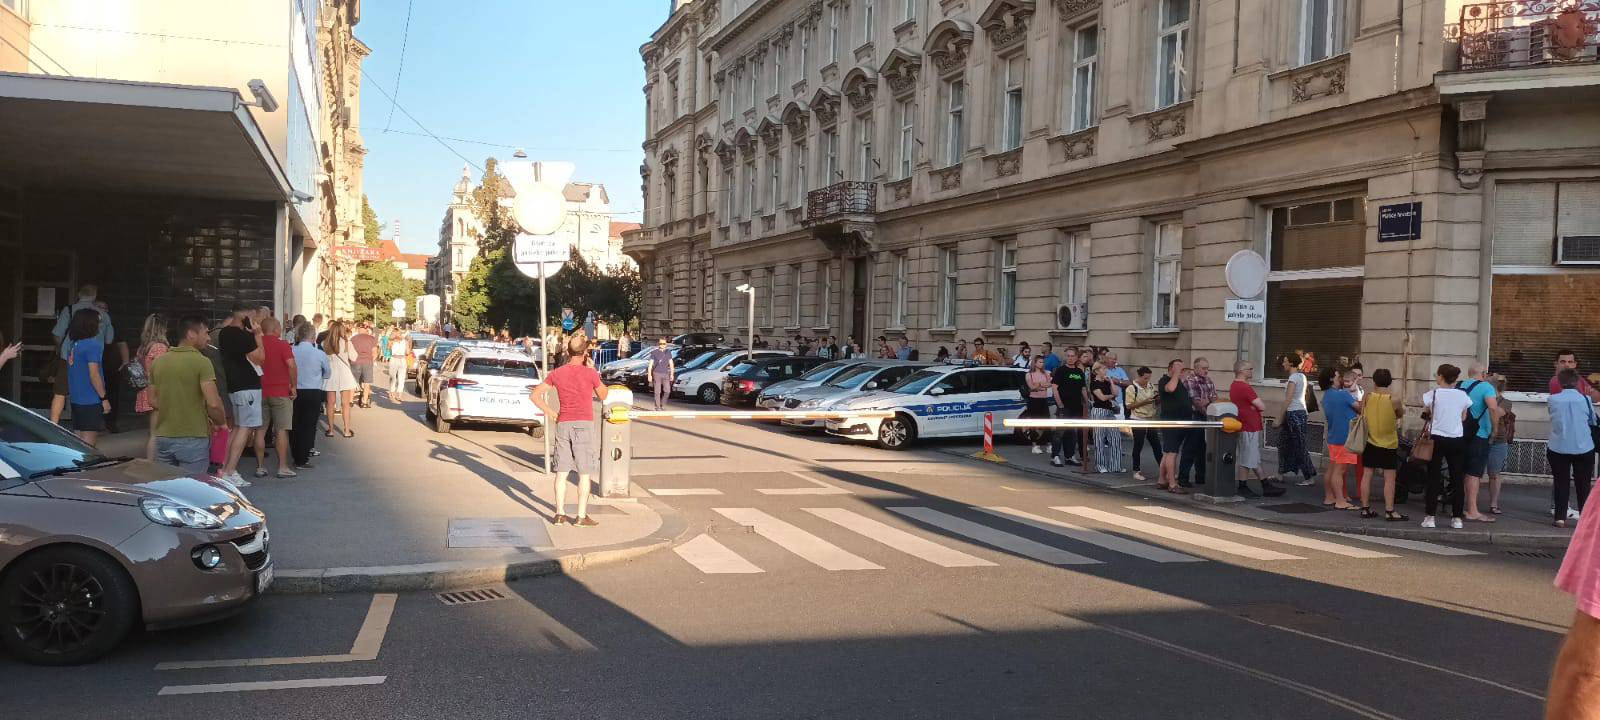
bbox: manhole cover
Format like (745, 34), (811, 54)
(447, 518), (552, 548)
(1505, 550), (1558, 560)
(1258, 503), (1332, 514)
(437, 587), (509, 606)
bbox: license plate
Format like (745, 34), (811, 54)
(255, 564), (274, 594)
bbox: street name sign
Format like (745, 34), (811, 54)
(1378, 202), (1423, 242)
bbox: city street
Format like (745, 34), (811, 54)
(0, 391), (1569, 719)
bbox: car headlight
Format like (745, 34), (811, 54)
(799, 399), (822, 408)
(141, 498), (224, 529)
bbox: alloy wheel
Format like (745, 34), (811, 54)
(10, 562), (108, 658)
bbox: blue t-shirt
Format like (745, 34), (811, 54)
(1461, 380), (1498, 440)
(1042, 354), (1061, 372)
(1323, 387), (1358, 446)
(648, 348), (673, 376)
(66, 338), (105, 406)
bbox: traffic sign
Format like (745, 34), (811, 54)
(391, 298), (406, 318)
(513, 235), (566, 279)
(1224, 250), (1267, 300)
(1224, 298), (1266, 324)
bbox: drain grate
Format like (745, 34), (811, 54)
(1504, 550), (1558, 560)
(437, 587), (510, 606)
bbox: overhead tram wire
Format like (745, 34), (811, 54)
(358, 67), (482, 173)
(380, 0), (416, 133)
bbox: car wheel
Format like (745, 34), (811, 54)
(0, 546), (138, 666)
(529, 424), (545, 439)
(698, 384), (721, 404)
(877, 414), (917, 451)
(423, 400), (437, 422)
(433, 408), (452, 434)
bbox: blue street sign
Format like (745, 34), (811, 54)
(1378, 202), (1422, 242)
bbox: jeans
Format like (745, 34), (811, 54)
(1549, 450), (1596, 521)
(1130, 427), (1164, 473)
(154, 436), (210, 476)
(652, 376), (671, 410)
(290, 391), (323, 465)
(388, 358), (406, 395)
(1426, 434), (1468, 518)
(1178, 426), (1207, 486)
(1277, 409), (1318, 479)
(1050, 408), (1079, 460)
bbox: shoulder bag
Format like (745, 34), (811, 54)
(1345, 409), (1368, 454)
(1410, 404), (1435, 463)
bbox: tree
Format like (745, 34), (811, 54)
(362, 194), (383, 247)
(451, 250), (498, 336)
(354, 260), (424, 323)
(469, 158), (518, 255)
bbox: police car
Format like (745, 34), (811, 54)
(825, 364), (1027, 450)
(424, 347), (544, 436)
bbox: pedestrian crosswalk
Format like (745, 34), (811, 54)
(669, 504), (1479, 576)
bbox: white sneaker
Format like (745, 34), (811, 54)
(1450, 517), (1464, 530)
(1569, 508), (1582, 520)
(1420, 516), (1436, 529)
(1031, 444), (1043, 455)
(220, 471), (252, 488)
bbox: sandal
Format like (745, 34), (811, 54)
(1359, 507), (1377, 519)
(1555, 520), (1568, 529)
(1489, 506), (1503, 515)
(343, 430), (355, 438)
(1168, 486), (1191, 495)
(1384, 510), (1409, 522)
(325, 429), (334, 437)
(253, 468), (268, 478)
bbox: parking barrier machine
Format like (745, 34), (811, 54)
(599, 386), (634, 498)
(1197, 402), (1241, 505)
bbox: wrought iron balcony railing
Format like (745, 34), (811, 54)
(1456, 1), (1599, 71)
(805, 181), (878, 223)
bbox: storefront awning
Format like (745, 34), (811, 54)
(0, 71), (292, 202)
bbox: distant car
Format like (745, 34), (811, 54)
(673, 344), (729, 369)
(721, 356), (829, 407)
(600, 345), (677, 388)
(406, 334), (442, 377)
(825, 365), (1027, 450)
(671, 332), (724, 347)
(0, 397), (271, 665)
(673, 349), (791, 404)
(756, 359), (871, 409)
(415, 340), (461, 394)
(782, 361), (929, 429)
(424, 347), (545, 435)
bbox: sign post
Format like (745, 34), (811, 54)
(1223, 249), (1269, 373)
(391, 298), (406, 320)
(503, 158), (575, 479)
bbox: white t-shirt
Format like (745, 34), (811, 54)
(1423, 387), (1472, 439)
(1286, 372), (1308, 412)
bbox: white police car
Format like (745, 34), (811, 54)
(424, 347), (544, 436)
(825, 365), (1027, 450)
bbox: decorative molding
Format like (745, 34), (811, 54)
(1452, 95), (1491, 189)
(1286, 54), (1349, 103)
(886, 177), (912, 201)
(763, 214), (777, 232)
(931, 164), (963, 191)
(757, 115), (785, 147)
(853, 41), (876, 64)
(786, 207), (804, 224)
(842, 66), (879, 109)
(1140, 101), (1190, 142)
(1049, 126), (1097, 161)
(810, 87), (843, 127)
(696, 131), (714, 154)
(879, 48), (923, 96)
(925, 20), (975, 75)
(977, 0), (1035, 49)
(782, 100), (812, 135)
(991, 147), (1023, 177)
(659, 147), (681, 167)
(1053, 0), (1101, 21)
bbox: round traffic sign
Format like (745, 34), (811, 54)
(1225, 250), (1267, 300)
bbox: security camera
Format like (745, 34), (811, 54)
(291, 190), (314, 203)
(246, 79), (279, 113)
(736, 283), (752, 292)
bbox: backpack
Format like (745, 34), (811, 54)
(1458, 380), (1487, 438)
(122, 355), (150, 390)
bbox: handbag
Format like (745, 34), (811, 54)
(1410, 414), (1435, 463)
(1345, 413), (1368, 454)
(121, 346), (151, 391)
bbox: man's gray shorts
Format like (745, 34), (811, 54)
(552, 421), (598, 475)
(1237, 431), (1262, 470)
(155, 436), (211, 476)
(353, 362), (375, 384)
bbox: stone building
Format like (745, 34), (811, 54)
(626, 0), (1600, 454)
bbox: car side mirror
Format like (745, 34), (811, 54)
(928, 387), (945, 396)
(864, 381), (879, 390)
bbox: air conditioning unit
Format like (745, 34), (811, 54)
(1557, 235), (1600, 265)
(1055, 303), (1086, 331)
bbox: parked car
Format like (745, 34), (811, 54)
(781, 361), (929, 429)
(721, 356), (830, 407)
(406, 333), (442, 378)
(673, 349), (791, 404)
(825, 365), (1027, 450)
(424, 347), (545, 435)
(756, 359), (869, 409)
(600, 345), (677, 388)
(673, 344), (729, 369)
(0, 398), (271, 665)
(671, 332), (724, 347)
(415, 339), (461, 394)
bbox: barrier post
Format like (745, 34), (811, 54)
(597, 386), (633, 498)
(971, 412), (1007, 464)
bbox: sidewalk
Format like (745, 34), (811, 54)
(96, 389), (684, 594)
(937, 437), (1576, 550)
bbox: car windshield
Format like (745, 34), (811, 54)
(464, 357), (539, 379)
(886, 369), (944, 395)
(630, 347), (658, 359)
(710, 353), (750, 371)
(0, 400), (101, 480)
(796, 360), (852, 382)
(429, 342), (460, 360)
(728, 362), (762, 377)
(681, 350), (727, 370)
(824, 364), (880, 388)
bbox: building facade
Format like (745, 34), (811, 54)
(627, 0), (1600, 455)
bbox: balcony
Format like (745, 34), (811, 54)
(1455, 1), (1599, 72)
(805, 181), (878, 223)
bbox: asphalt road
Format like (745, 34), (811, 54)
(0, 394), (1573, 719)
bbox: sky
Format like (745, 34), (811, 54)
(355, 0), (666, 254)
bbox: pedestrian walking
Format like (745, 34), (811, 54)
(1421, 364), (1472, 530)
(1321, 370), (1360, 510)
(387, 329), (410, 401)
(618, 333), (632, 356)
(1090, 363), (1123, 473)
(133, 314), (171, 461)
(323, 320), (358, 438)
(1023, 356), (1053, 455)
(1228, 361), (1271, 498)
(1547, 369), (1596, 529)
(530, 334), (610, 528)
(1050, 348), (1088, 467)
(258, 317), (298, 478)
(63, 309), (109, 446)
(1156, 359), (1191, 493)
(350, 322), (379, 408)
(290, 322), (329, 470)
(1486, 390), (1514, 517)
(48, 284), (114, 426)
(647, 337), (673, 411)
(1357, 368), (1407, 521)
(1125, 367), (1163, 482)
(1277, 353), (1319, 485)
(1458, 363), (1504, 523)
(148, 316), (226, 475)
(217, 307), (266, 486)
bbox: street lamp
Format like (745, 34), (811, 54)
(736, 283), (755, 360)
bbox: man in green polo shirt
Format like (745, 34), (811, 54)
(150, 315), (226, 475)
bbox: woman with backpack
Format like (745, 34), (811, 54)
(132, 314), (170, 461)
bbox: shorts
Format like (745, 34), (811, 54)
(1361, 444), (1399, 470)
(552, 421), (598, 475)
(155, 436), (211, 476)
(230, 389), (264, 429)
(353, 363), (375, 384)
(54, 366), (70, 396)
(1236, 431), (1262, 469)
(264, 396), (293, 432)
(1159, 428), (1186, 453)
(1463, 435), (1492, 477)
(1486, 441), (1510, 475)
(1328, 443), (1359, 466)
(70, 403), (105, 431)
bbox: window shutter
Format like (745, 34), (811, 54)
(1557, 181), (1600, 241)
(1492, 182), (1556, 265)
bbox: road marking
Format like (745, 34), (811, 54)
(1067, 614), (1405, 720)
(674, 533), (765, 573)
(158, 676), (387, 696)
(977, 507), (1203, 563)
(755, 471), (853, 495)
(1051, 507), (1304, 561)
(712, 508), (882, 570)
(642, 487), (725, 496)
(1125, 506), (1397, 559)
(156, 594), (397, 670)
(1318, 531), (1486, 556)
(804, 508), (997, 568)
(889, 507), (1100, 565)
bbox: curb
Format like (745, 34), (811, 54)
(267, 498), (690, 594)
(934, 447), (1573, 550)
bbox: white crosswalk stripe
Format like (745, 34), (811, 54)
(888, 507), (1101, 565)
(1126, 506), (1398, 559)
(976, 507), (1204, 563)
(1051, 507), (1306, 561)
(1318, 531), (1485, 556)
(674, 534), (765, 573)
(712, 508), (883, 570)
(804, 508), (997, 567)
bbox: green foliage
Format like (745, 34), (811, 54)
(469, 158), (518, 255)
(354, 260), (424, 322)
(362, 194), (382, 247)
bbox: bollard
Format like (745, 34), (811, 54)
(597, 385), (632, 498)
(1197, 402), (1242, 504)
(971, 412), (1007, 464)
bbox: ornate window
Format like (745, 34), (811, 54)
(768, 149), (782, 210)
(1155, 0), (1190, 109)
(828, 3), (842, 61)
(895, 98), (916, 179)
(995, 238), (1018, 327)
(892, 252), (909, 328)
(722, 165), (735, 219)
(861, 0), (875, 43)
(799, 24), (812, 80)
(1067, 24), (1099, 132)
(1297, 0), (1347, 66)
(855, 113), (875, 180)
(823, 128), (841, 184)
(744, 158), (757, 216)
(1152, 221), (1182, 328)
(942, 78), (965, 166)
(1060, 230), (1089, 329)
(793, 140), (809, 201)
(790, 264), (804, 325)
(998, 54), (1025, 151)
(939, 247), (958, 327)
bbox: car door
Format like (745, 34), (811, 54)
(969, 369), (1027, 435)
(920, 370), (974, 437)
(432, 351), (462, 410)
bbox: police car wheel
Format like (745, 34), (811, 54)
(698, 385), (721, 404)
(528, 424), (545, 439)
(877, 415), (916, 450)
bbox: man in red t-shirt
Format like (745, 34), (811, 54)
(1229, 360), (1272, 498)
(1552, 349), (1600, 401)
(349, 324), (380, 408)
(258, 317), (300, 478)
(531, 335), (610, 527)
